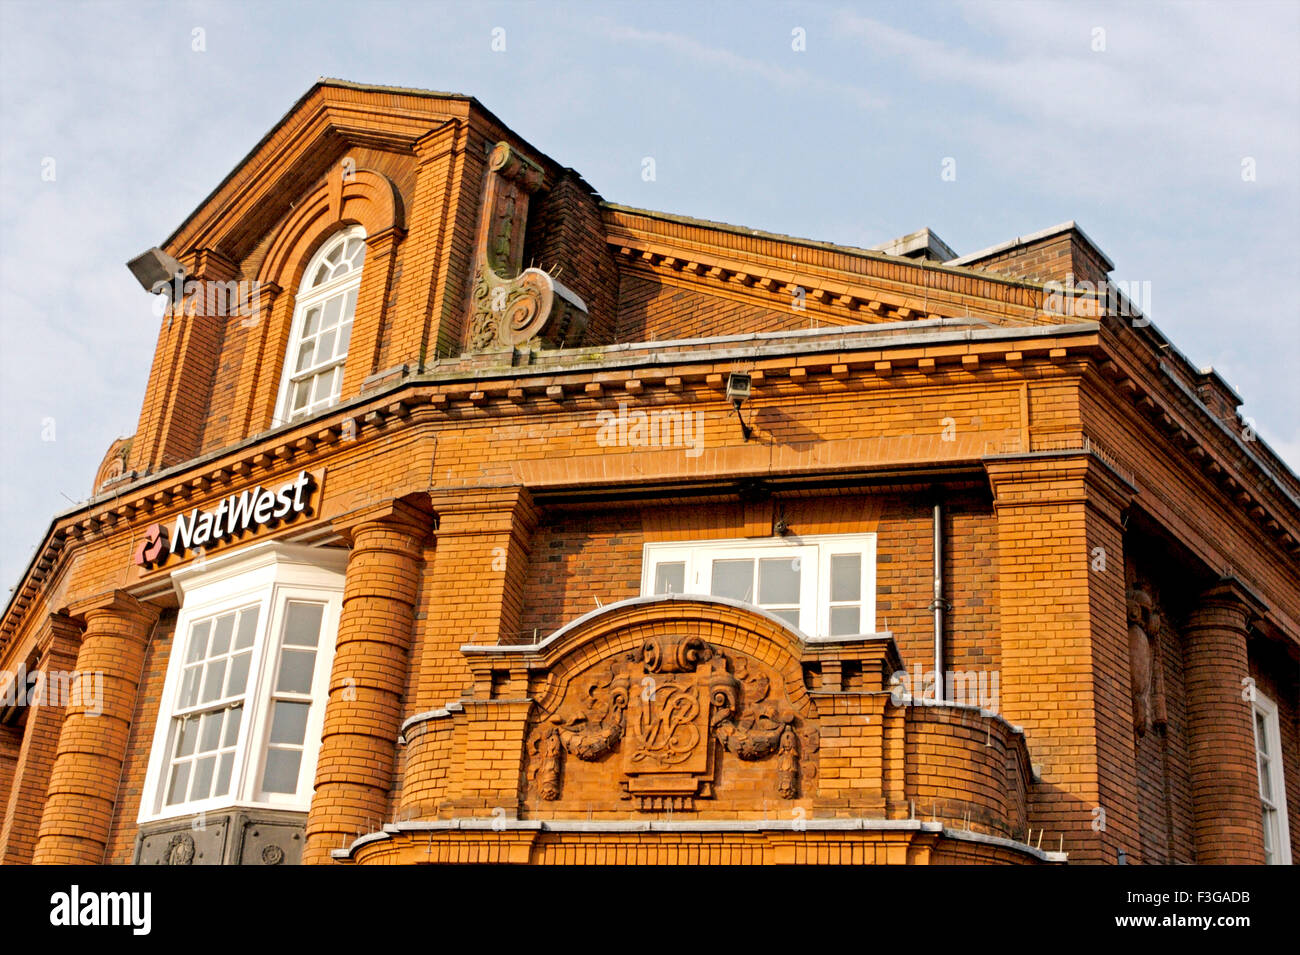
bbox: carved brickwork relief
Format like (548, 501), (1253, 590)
(527, 633), (817, 811)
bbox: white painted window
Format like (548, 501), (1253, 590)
(274, 226), (366, 425)
(139, 542), (346, 823)
(641, 534), (878, 637)
(1253, 691), (1292, 865)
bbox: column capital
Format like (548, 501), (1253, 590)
(333, 496), (434, 544)
(984, 450), (1136, 516)
(428, 486), (539, 536)
(35, 613), (81, 664)
(66, 590), (160, 629)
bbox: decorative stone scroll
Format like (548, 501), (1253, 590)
(529, 634), (814, 810)
(467, 142), (588, 352)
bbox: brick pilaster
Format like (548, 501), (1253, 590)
(986, 452), (1139, 864)
(33, 592), (159, 865)
(129, 249), (240, 473)
(303, 498), (433, 864)
(398, 486), (538, 820)
(1183, 580), (1268, 864)
(0, 615), (81, 863)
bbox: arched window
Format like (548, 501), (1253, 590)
(275, 226), (365, 425)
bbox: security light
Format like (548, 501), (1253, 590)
(127, 247), (186, 296)
(725, 372), (752, 404)
(726, 372), (753, 441)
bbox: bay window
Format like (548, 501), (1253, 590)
(641, 534), (878, 637)
(139, 542), (346, 823)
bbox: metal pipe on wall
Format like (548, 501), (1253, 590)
(932, 501), (945, 703)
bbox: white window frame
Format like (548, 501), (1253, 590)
(272, 225), (366, 427)
(641, 533), (878, 638)
(138, 541), (347, 824)
(1252, 690), (1292, 865)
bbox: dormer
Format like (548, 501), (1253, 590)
(121, 80), (615, 479)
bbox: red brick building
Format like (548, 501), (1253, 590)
(1, 80), (1295, 866)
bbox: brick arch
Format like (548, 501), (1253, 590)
(256, 168), (403, 290)
(244, 169), (406, 432)
(525, 594), (814, 717)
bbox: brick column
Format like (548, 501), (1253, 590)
(303, 498), (432, 864)
(0, 615), (80, 863)
(33, 592), (159, 865)
(985, 452), (1139, 864)
(1182, 580), (1267, 864)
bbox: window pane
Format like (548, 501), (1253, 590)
(283, 603), (324, 647)
(262, 749), (303, 794)
(165, 762), (190, 806)
(317, 328), (336, 361)
(337, 316), (353, 354)
(210, 613), (234, 656)
(176, 717), (198, 757)
(295, 340), (314, 372)
(291, 379), (310, 412)
(186, 621), (210, 664)
(201, 659), (227, 704)
(214, 752), (234, 798)
(758, 557), (800, 605)
(710, 559), (753, 602)
(313, 264), (329, 287)
(270, 701), (310, 745)
(770, 608), (801, 630)
(303, 306), (320, 337)
(341, 287), (358, 322)
(179, 666), (201, 708)
(320, 295), (342, 330)
(223, 704), (242, 747)
(830, 606), (860, 636)
(276, 649), (316, 694)
(199, 711), (222, 752)
(235, 608), (258, 649)
(227, 651), (251, 696)
(192, 755), (215, 800)
(311, 370), (332, 404)
(830, 554), (862, 602)
(654, 562), (685, 595)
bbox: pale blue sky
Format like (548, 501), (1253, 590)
(2, 0), (1298, 593)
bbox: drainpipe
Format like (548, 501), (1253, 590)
(931, 501), (947, 703)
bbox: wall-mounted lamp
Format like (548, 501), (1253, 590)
(127, 247), (186, 296)
(726, 372), (752, 441)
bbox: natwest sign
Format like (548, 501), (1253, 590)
(135, 471), (316, 568)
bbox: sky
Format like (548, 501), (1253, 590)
(1, 0), (1297, 594)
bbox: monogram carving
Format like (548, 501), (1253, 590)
(467, 141), (588, 352)
(166, 832), (195, 866)
(528, 634), (813, 810)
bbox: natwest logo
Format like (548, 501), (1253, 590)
(135, 471), (315, 569)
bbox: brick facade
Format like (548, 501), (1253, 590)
(1, 81), (1295, 866)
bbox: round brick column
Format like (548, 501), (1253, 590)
(303, 500), (431, 864)
(32, 592), (159, 865)
(1182, 581), (1267, 864)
